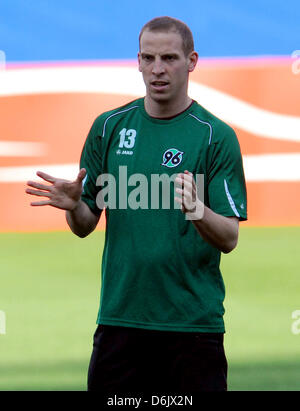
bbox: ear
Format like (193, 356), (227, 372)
(188, 51), (198, 73)
(137, 52), (142, 72)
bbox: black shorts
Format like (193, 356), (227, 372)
(87, 324), (227, 393)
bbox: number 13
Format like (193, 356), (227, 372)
(119, 128), (137, 149)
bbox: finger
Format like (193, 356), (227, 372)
(175, 177), (184, 187)
(182, 173), (196, 195)
(76, 168), (87, 183)
(183, 190), (193, 204)
(30, 200), (52, 206)
(175, 174), (190, 186)
(26, 181), (52, 191)
(36, 171), (56, 183)
(176, 178), (193, 192)
(182, 172), (193, 183)
(175, 187), (193, 208)
(26, 188), (52, 197)
(176, 186), (195, 210)
(182, 171), (194, 184)
(175, 195), (188, 213)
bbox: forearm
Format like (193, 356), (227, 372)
(189, 205), (239, 253)
(175, 170), (239, 253)
(66, 200), (100, 238)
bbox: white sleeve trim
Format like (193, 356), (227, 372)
(224, 179), (240, 218)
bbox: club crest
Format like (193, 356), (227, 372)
(161, 148), (184, 168)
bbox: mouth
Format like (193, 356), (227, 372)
(150, 80), (170, 91)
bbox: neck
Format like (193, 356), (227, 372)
(144, 95), (193, 118)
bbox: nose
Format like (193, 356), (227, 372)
(152, 57), (165, 75)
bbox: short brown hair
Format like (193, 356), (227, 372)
(139, 16), (195, 57)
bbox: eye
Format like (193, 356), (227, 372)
(142, 54), (153, 62)
(164, 55), (176, 61)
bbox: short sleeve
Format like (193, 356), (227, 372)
(207, 126), (247, 221)
(80, 118), (103, 216)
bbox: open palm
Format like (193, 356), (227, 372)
(26, 168), (87, 211)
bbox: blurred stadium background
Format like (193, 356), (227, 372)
(0, 0), (300, 391)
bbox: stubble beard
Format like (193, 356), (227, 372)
(145, 80), (190, 115)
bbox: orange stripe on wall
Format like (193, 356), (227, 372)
(1, 62), (299, 231)
(0, 182), (299, 231)
(190, 60), (299, 116)
(0, 183), (106, 231)
(246, 182), (300, 226)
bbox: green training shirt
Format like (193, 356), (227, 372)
(80, 97), (247, 333)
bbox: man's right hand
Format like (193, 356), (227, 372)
(26, 168), (87, 211)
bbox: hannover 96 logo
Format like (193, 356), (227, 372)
(161, 148), (184, 168)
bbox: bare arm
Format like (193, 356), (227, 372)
(65, 200), (100, 238)
(26, 168), (100, 238)
(175, 170), (239, 253)
(189, 207), (238, 254)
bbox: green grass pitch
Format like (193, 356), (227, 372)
(0, 227), (300, 391)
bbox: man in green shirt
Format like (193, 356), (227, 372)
(26, 16), (247, 393)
